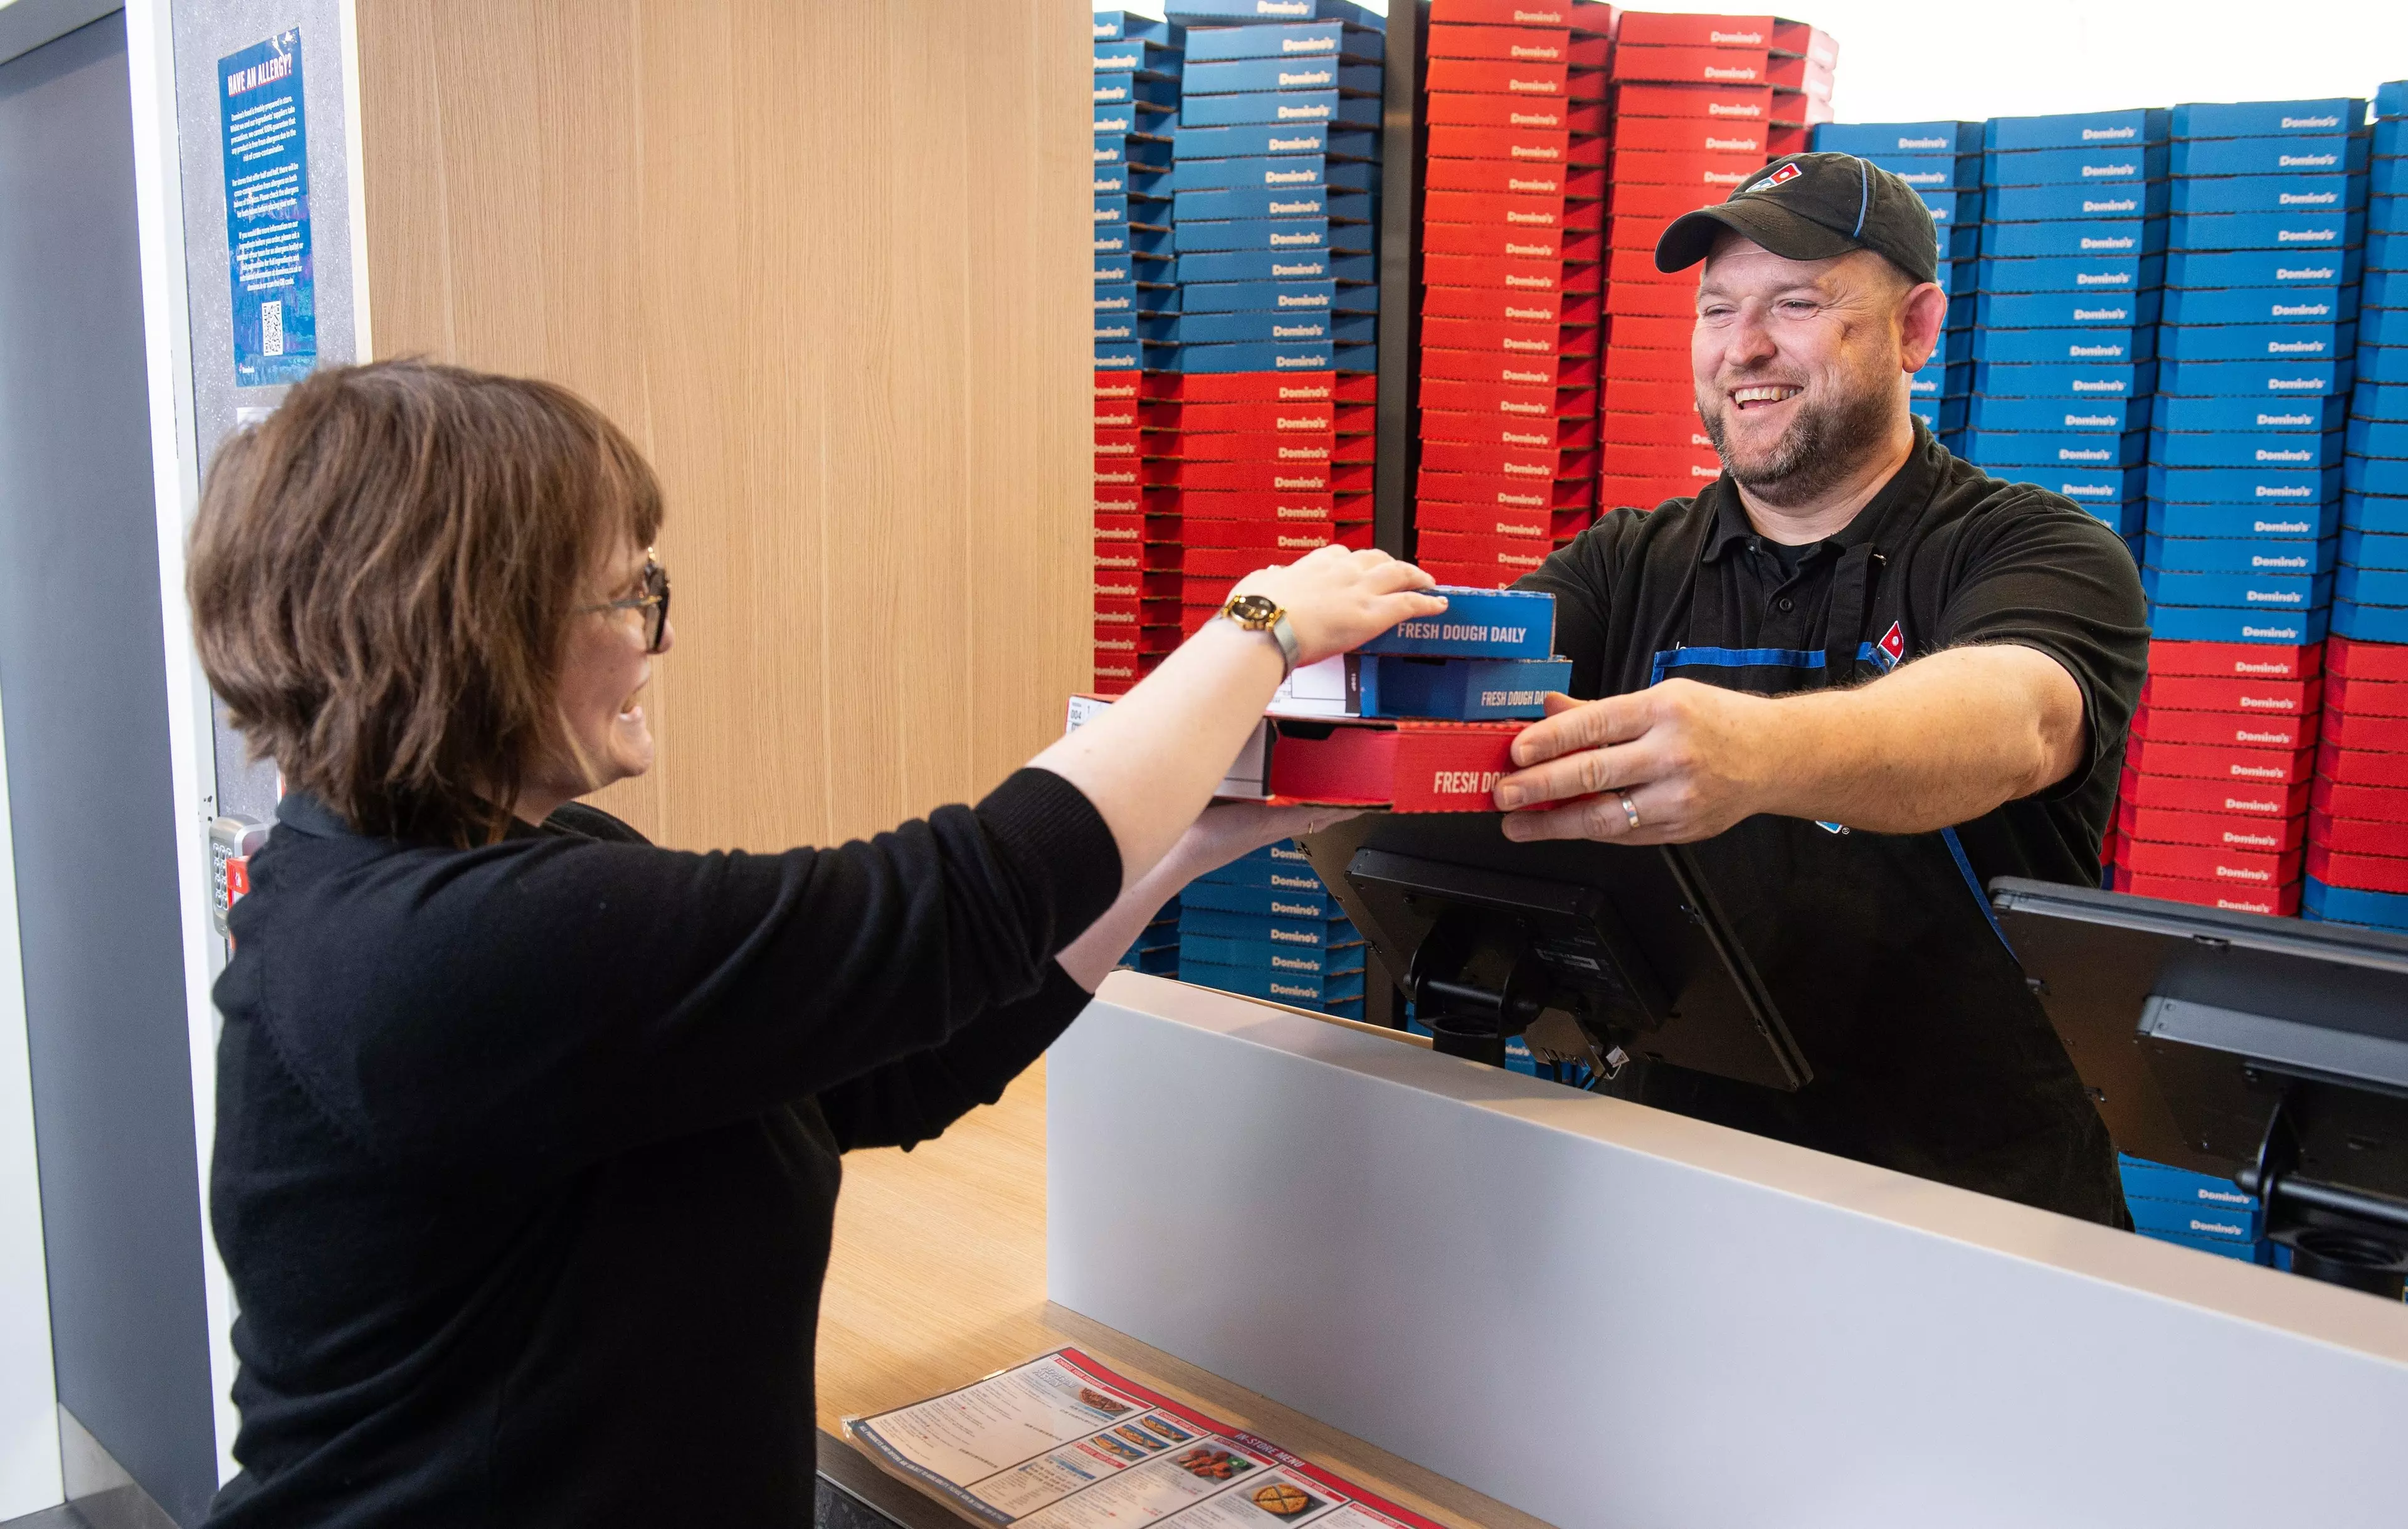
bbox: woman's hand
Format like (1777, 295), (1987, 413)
(1230, 547), (1446, 667)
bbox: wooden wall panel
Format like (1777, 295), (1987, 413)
(356, 0), (1089, 850)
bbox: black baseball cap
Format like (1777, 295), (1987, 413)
(1654, 152), (1940, 285)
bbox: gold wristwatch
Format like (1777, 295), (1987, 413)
(1218, 591), (1300, 677)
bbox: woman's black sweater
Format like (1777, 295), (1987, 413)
(201, 770), (1121, 1528)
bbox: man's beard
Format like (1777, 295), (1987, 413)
(1698, 368), (1899, 508)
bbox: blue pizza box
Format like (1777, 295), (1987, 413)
(1970, 327), (2154, 366)
(1968, 359), (2153, 398)
(1985, 109), (2168, 153)
(2372, 229), (2408, 270)
(1095, 11), (1181, 44)
(1933, 329), (1976, 367)
(1095, 73), (1182, 110)
(1096, 134), (1173, 172)
(1909, 399), (1943, 430)
(2382, 115), (2408, 153)
(2340, 527), (2408, 569)
(1958, 429), (2148, 467)
(1092, 313), (1179, 346)
(2358, 344), (2408, 384)
(2379, 157), (2408, 197)
(2140, 534), (2335, 574)
(1166, 0), (1384, 26)
(2382, 82), (2408, 120)
(2148, 428), (2342, 468)
(2375, 193), (2408, 233)
(1175, 216), (1373, 255)
(1983, 181), (2169, 223)
(1176, 934), (1363, 976)
(1974, 253), (2163, 294)
(1966, 395), (2140, 432)
(1177, 247), (1371, 284)
(2169, 173), (2365, 218)
(2347, 454), (2408, 495)
(1178, 904), (1356, 948)
(2160, 285), (2357, 326)
(1817, 120), (1983, 156)
(1092, 251), (1176, 285)
(1094, 100), (1176, 137)
(1094, 164), (1173, 200)
(2366, 271), (2408, 309)
(2304, 876), (2408, 931)
(1178, 309), (1374, 345)
(2147, 463), (2342, 503)
(1179, 89), (1379, 130)
(2170, 134), (2370, 179)
(2151, 393), (2346, 432)
(1918, 188), (1983, 226)
(1175, 122), (1379, 162)
(1173, 155), (1378, 193)
(2147, 499), (2339, 539)
(1173, 185), (1373, 223)
(2334, 600), (2408, 640)
(1094, 221), (1175, 258)
(2374, 307), (2408, 354)
(1094, 282), (1138, 315)
(2165, 208), (2363, 251)
(2127, 1193), (2261, 1243)
(1980, 219), (2166, 261)
(2172, 100), (2365, 142)
(1182, 278), (1374, 314)
(1182, 57), (1380, 98)
(1117, 944), (1182, 975)
(1181, 958), (1367, 1007)
(1975, 290), (2163, 331)
(2119, 1154), (2257, 1209)
(2146, 604), (2329, 644)
(1176, 339), (1374, 373)
(1181, 877), (1343, 919)
(1094, 341), (1141, 370)
(1978, 465), (2145, 506)
(2359, 381), (2408, 422)
(1846, 151), (1980, 190)
(2346, 495), (2408, 535)
(1985, 142), (2167, 188)
(1183, 19), (1380, 63)
(1095, 40), (1184, 79)
(1361, 585), (1555, 659)
(2157, 322), (2354, 364)
(2163, 246), (2362, 288)
(2154, 357), (2350, 396)
(2347, 416), (2408, 457)
(1358, 655), (1572, 720)
(2339, 564), (2408, 605)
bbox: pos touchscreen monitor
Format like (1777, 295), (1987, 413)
(1297, 813), (1810, 1093)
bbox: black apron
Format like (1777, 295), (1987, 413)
(1607, 482), (2129, 1226)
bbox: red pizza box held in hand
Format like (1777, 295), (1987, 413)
(1418, 500), (1553, 539)
(2117, 802), (2306, 854)
(2328, 636), (2408, 684)
(2311, 775), (2408, 822)
(1612, 80), (1776, 121)
(1265, 718), (1528, 812)
(2308, 841), (2408, 896)
(1425, 91), (1610, 134)
(2117, 837), (2303, 889)
(1429, 0), (1616, 31)
(2144, 639), (2321, 682)
(2309, 809), (2408, 859)
(2325, 672), (2408, 718)
(2138, 674), (2320, 716)
(2106, 865), (2301, 917)
(1615, 115), (1770, 157)
(2321, 708), (2408, 753)
(2118, 766), (2309, 817)
(2125, 735), (2315, 785)
(2129, 705), (2310, 752)
(2316, 740), (2408, 790)
(1610, 147), (1768, 189)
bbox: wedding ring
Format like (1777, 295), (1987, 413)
(1619, 795), (1640, 830)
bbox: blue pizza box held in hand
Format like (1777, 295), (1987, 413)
(1359, 655), (1573, 720)
(1360, 586), (1555, 659)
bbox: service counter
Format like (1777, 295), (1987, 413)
(821, 973), (2408, 1529)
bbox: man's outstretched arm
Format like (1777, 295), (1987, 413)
(1491, 643), (2087, 843)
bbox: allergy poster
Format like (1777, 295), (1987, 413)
(845, 1349), (1449, 1529)
(218, 29), (317, 386)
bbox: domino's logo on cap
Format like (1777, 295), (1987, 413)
(1652, 151), (1943, 286)
(1745, 162), (1803, 195)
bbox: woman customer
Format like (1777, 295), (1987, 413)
(187, 359), (1438, 1527)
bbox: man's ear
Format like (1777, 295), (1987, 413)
(1898, 279), (1949, 374)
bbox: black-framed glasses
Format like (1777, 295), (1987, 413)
(582, 558), (671, 653)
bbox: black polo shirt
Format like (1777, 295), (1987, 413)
(1519, 420), (2150, 887)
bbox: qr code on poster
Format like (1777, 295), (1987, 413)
(261, 299), (284, 356)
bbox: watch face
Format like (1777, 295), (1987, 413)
(1225, 593), (1279, 626)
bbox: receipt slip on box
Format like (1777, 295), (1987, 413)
(2123, 1193), (2263, 1245)
(1421, 408), (1591, 451)
(2125, 733), (2316, 785)
(1426, 24), (1605, 68)
(1813, 120), (1982, 156)
(1418, 500), (1551, 539)
(1416, 469), (1592, 511)
(1357, 655), (1573, 719)
(1973, 253), (2164, 293)
(1985, 109), (2169, 152)
(1984, 181), (2170, 222)
(2163, 247), (2362, 290)
(1980, 218), (2169, 262)
(1422, 376), (1598, 420)
(2148, 637), (2322, 680)
(2111, 865), (2301, 916)
(2312, 811), (2408, 860)
(2118, 766), (2310, 818)
(2308, 842), (2408, 896)
(2116, 805), (2305, 859)
(2171, 99), (2366, 142)
(1179, 91), (1380, 130)
(1426, 159), (1607, 200)
(1181, 57), (1381, 97)
(1984, 143), (2168, 187)
(1421, 223), (1603, 263)
(2152, 429), (2343, 469)
(1174, 124), (1380, 162)
(1183, 20), (1380, 63)
(1413, 531), (1551, 581)
(1424, 92), (1608, 134)
(2130, 704), (2313, 751)
(2141, 535), (2335, 574)
(1175, 905), (1356, 951)
(2170, 174), (2365, 218)
(1422, 438), (1595, 481)
(1609, 147), (1768, 189)
(2147, 502), (2341, 541)
(2166, 209), (2365, 252)
(1423, 253), (1601, 293)
(1177, 938), (1363, 981)
(2161, 286), (2357, 327)
(1424, 58), (1602, 101)
(1427, 125), (1603, 167)
(1956, 429), (2147, 468)
(2118, 836), (2304, 887)
(1617, 115), (1770, 157)
(1427, 0), (1616, 31)
(2153, 393), (2348, 432)
(1172, 157), (1381, 194)
(2172, 134), (2371, 179)
(1423, 285), (1599, 328)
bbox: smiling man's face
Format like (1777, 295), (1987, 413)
(1691, 233), (1934, 509)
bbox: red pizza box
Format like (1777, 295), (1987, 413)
(2325, 673), (2408, 718)
(2117, 766), (2309, 817)
(2316, 741), (2408, 789)
(1427, 124), (1608, 167)
(1613, 14), (1829, 60)
(1428, 0), (1616, 32)
(1336, 521), (1376, 551)
(1148, 460), (1348, 494)
(1766, 53), (1834, 99)
(1610, 179), (1725, 221)
(2311, 775), (2408, 821)
(1612, 80), (1775, 121)
(1092, 594), (1179, 627)
(2310, 810), (2408, 859)
(2106, 865), (2301, 917)
(1178, 605), (1217, 637)
(2145, 639), (2320, 682)
(1146, 373), (1375, 405)
(1615, 115), (1771, 157)
(1606, 281), (1699, 320)
(1094, 426), (1139, 457)
(1182, 490), (1337, 522)
(1603, 346), (1696, 385)
(1180, 572), (1246, 608)
(1426, 160), (1608, 201)
(1773, 87), (1837, 129)
(1598, 467), (1715, 505)
(2307, 841), (2408, 896)
(1421, 223), (1604, 264)
(1092, 511), (1145, 542)
(1608, 213), (1679, 252)
(1418, 468), (1593, 510)
(1334, 437), (1376, 467)
(1610, 147), (1767, 190)
(1159, 399), (1330, 434)
(1602, 416), (1717, 461)
(1610, 43), (1770, 87)
(2327, 636), (2408, 684)
(2320, 709), (2408, 753)
(1419, 376), (1597, 422)
(1767, 123), (1811, 156)
(1427, 58), (1603, 100)
(1413, 529), (1553, 576)
(2128, 706), (2311, 753)
(1425, 91), (1610, 134)
(2117, 837), (2302, 889)
(1095, 453), (1142, 488)
(1420, 439), (1587, 482)
(1600, 440), (1721, 479)
(1422, 285), (1601, 327)
(2123, 735), (2315, 785)
(1418, 500), (1553, 540)
(1425, 188), (1570, 230)
(1181, 520), (1336, 553)
(1417, 559), (1511, 590)
(1097, 568), (1181, 601)
(2116, 802), (2306, 854)
(1421, 315), (1587, 357)
(1258, 717), (1526, 813)
(1180, 431), (1334, 463)
(1421, 347), (1569, 390)
(1428, 23), (1575, 61)
(1094, 396), (1140, 428)
(1607, 248), (1693, 287)
(1420, 408), (1577, 450)
(2137, 674), (2320, 716)
(1094, 369), (1143, 400)
(1603, 376), (1697, 415)
(1607, 312), (1696, 352)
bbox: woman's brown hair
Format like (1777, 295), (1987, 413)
(188, 360), (663, 846)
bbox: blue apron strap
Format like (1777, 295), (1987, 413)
(1941, 825), (2017, 955)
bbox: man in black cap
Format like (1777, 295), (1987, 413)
(1496, 153), (2148, 1224)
